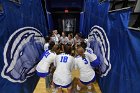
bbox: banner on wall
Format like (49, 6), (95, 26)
(86, 0), (140, 93)
(47, 11), (54, 31)
(0, 0), (47, 93)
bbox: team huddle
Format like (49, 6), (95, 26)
(36, 30), (100, 93)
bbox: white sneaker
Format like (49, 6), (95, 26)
(76, 85), (81, 91)
(52, 88), (57, 93)
(87, 92), (92, 93)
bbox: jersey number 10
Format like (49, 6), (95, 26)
(60, 56), (68, 63)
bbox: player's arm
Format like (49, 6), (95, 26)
(49, 54), (56, 74)
(71, 39), (74, 46)
(86, 53), (100, 67)
(70, 57), (75, 71)
(53, 56), (57, 67)
(36, 58), (50, 77)
(36, 51), (51, 77)
(65, 37), (68, 44)
(74, 57), (79, 70)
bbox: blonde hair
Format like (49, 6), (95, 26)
(51, 44), (60, 54)
(76, 46), (85, 58)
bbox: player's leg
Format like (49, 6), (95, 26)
(85, 76), (96, 93)
(76, 79), (85, 91)
(57, 87), (63, 93)
(52, 82), (62, 93)
(51, 82), (58, 93)
(87, 83), (93, 93)
(67, 85), (72, 93)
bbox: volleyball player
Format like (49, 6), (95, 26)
(67, 33), (74, 46)
(74, 46), (97, 93)
(81, 41), (100, 68)
(36, 42), (59, 77)
(44, 36), (51, 51)
(51, 30), (60, 44)
(53, 45), (74, 93)
(74, 33), (82, 45)
(60, 31), (68, 45)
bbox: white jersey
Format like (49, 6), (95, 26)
(53, 53), (74, 87)
(56, 34), (61, 43)
(86, 47), (94, 54)
(51, 34), (60, 44)
(74, 37), (81, 45)
(67, 38), (74, 46)
(74, 54), (95, 82)
(85, 51), (97, 63)
(44, 43), (49, 51)
(60, 36), (68, 44)
(51, 36), (56, 42)
(36, 50), (56, 74)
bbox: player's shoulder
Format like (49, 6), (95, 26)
(44, 43), (49, 46)
(58, 53), (65, 56)
(47, 50), (56, 57)
(85, 51), (95, 55)
(75, 55), (80, 58)
(75, 55), (81, 60)
(57, 53), (68, 57)
(67, 54), (74, 59)
(85, 52), (97, 59)
(65, 54), (75, 60)
(86, 47), (93, 51)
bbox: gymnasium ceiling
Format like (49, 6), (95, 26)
(45, 0), (138, 12)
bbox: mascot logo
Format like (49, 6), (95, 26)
(88, 25), (111, 77)
(1, 27), (45, 83)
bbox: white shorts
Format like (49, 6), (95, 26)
(80, 75), (96, 85)
(79, 71), (95, 85)
(53, 72), (72, 88)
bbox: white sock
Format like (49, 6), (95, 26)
(87, 86), (92, 90)
(52, 88), (56, 91)
(87, 92), (92, 93)
(52, 87), (57, 93)
(76, 85), (81, 91)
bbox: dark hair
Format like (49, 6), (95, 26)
(45, 36), (50, 43)
(80, 41), (87, 50)
(68, 33), (73, 38)
(51, 44), (61, 53)
(76, 46), (85, 58)
(75, 33), (81, 37)
(48, 41), (55, 50)
(64, 44), (72, 55)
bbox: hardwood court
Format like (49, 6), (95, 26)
(34, 70), (102, 93)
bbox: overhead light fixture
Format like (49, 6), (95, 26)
(64, 9), (69, 13)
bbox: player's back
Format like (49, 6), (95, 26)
(53, 53), (74, 87)
(75, 55), (95, 81)
(60, 36), (68, 44)
(75, 55), (94, 73)
(54, 53), (74, 75)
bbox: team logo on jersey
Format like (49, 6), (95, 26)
(88, 25), (111, 77)
(1, 27), (45, 83)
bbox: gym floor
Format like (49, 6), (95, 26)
(34, 70), (102, 93)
